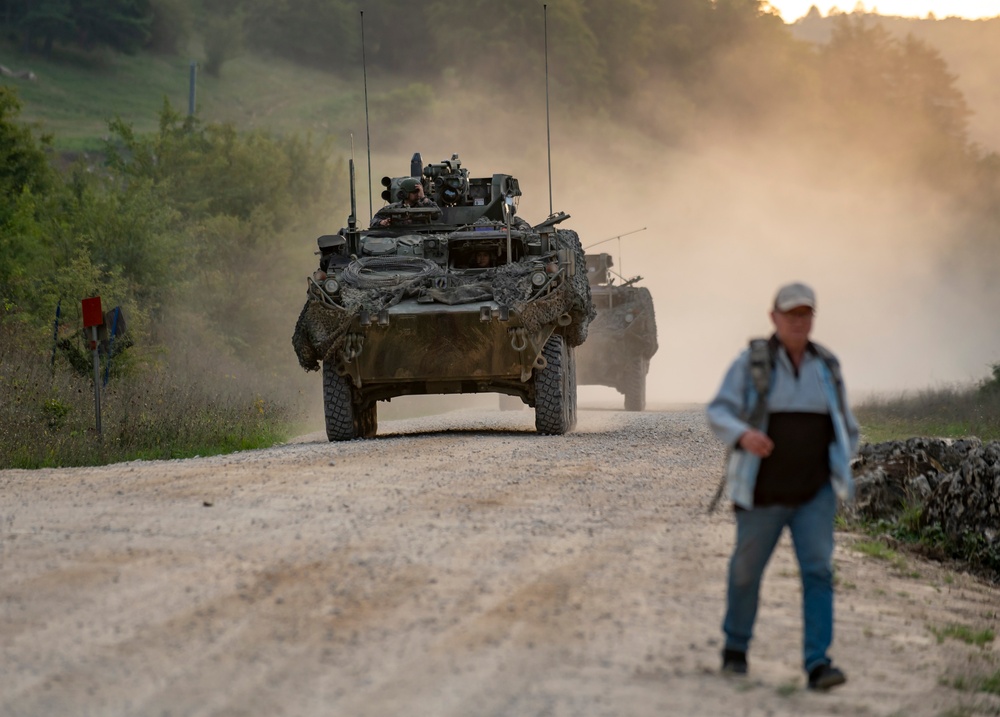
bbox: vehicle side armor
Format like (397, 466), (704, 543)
(574, 253), (658, 410)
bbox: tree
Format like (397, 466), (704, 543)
(146, 0), (194, 54)
(71, 0), (152, 54)
(243, 0), (359, 72)
(18, 0), (74, 55)
(0, 87), (56, 212)
(0, 87), (57, 292)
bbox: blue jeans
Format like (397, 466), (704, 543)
(723, 482), (837, 673)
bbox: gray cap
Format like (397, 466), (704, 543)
(399, 177), (420, 194)
(774, 282), (816, 312)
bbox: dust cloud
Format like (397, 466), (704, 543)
(351, 92), (1000, 407)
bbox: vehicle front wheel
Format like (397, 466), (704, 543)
(323, 362), (357, 441)
(534, 334), (576, 435)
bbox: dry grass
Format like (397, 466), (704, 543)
(855, 378), (1000, 443)
(0, 324), (295, 469)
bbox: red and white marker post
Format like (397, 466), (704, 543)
(81, 296), (104, 435)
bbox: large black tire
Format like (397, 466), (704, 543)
(534, 334), (576, 435)
(623, 356), (648, 412)
(323, 362), (357, 441)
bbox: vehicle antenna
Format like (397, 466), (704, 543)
(360, 11), (373, 223)
(348, 133), (357, 231)
(583, 226), (647, 250)
(584, 226), (647, 282)
(544, 4), (553, 217)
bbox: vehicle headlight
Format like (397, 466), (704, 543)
(531, 271), (547, 287)
(625, 313), (635, 323)
(324, 278), (340, 295)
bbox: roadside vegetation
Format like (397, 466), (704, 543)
(855, 364), (1000, 443)
(837, 367), (1000, 585)
(0, 85), (336, 469)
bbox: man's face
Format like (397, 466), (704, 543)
(770, 305), (814, 351)
(405, 183), (425, 205)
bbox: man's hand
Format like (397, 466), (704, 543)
(738, 429), (774, 458)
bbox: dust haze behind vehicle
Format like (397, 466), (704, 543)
(292, 152), (595, 440)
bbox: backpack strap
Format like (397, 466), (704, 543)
(744, 338), (774, 429)
(708, 338), (774, 514)
(810, 341), (847, 417)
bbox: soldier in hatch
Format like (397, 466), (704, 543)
(370, 177), (438, 227)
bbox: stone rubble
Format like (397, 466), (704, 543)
(847, 437), (1000, 577)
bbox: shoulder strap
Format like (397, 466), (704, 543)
(744, 338), (774, 428)
(810, 341), (847, 416)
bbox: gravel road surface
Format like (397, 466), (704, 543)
(2, 405), (998, 716)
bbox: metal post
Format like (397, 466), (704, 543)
(188, 61), (197, 116)
(91, 326), (102, 435)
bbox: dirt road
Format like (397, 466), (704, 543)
(2, 406), (998, 716)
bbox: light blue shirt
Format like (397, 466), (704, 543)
(706, 341), (860, 509)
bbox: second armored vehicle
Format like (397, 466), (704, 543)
(574, 253), (658, 411)
(292, 153), (595, 440)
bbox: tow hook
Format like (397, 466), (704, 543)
(509, 327), (528, 352)
(341, 332), (365, 362)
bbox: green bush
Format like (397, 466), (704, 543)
(1, 94), (336, 466)
(978, 362), (1000, 396)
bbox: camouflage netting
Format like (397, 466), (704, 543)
(552, 228), (596, 347)
(292, 297), (352, 371)
(846, 437), (1000, 577)
(291, 227), (595, 372)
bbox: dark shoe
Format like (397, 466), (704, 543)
(721, 648), (748, 675)
(808, 664), (847, 690)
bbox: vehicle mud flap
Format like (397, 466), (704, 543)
(323, 361), (357, 441)
(355, 401), (378, 438)
(623, 356), (648, 412)
(534, 334), (576, 435)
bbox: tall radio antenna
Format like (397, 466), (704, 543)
(544, 4), (553, 217)
(348, 133), (357, 230)
(360, 11), (373, 222)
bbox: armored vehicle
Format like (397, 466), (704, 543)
(292, 153), (595, 440)
(574, 253), (658, 411)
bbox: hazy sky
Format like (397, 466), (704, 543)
(768, 1), (1000, 21)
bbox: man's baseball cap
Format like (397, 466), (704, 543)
(774, 282), (816, 312)
(399, 177), (420, 193)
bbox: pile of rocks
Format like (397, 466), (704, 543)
(846, 437), (1000, 576)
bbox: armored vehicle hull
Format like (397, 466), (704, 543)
(293, 154), (594, 440)
(575, 253), (658, 411)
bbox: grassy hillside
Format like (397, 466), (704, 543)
(0, 42), (366, 151)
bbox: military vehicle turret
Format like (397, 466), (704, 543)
(292, 153), (595, 440)
(575, 253), (658, 411)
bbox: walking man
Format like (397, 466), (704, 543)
(706, 281), (859, 690)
